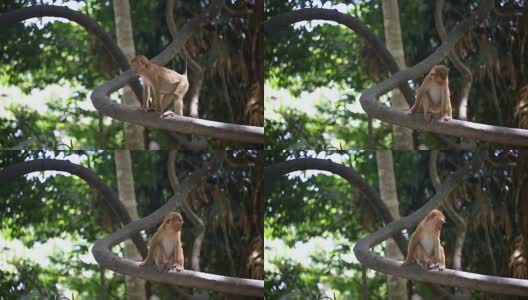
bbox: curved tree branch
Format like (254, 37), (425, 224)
(91, 3), (264, 145)
(166, 0), (204, 119)
(353, 153), (528, 295)
(92, 152), (264, 297)
(360, 0), (528, 146)
(168, 151), (206, 272)
(265, 2), (528, 145)
(265, 157), (407, 254)
(0, 4), (263, 145)
(434, 0), (473, 122)
(0, 159), (148, 258)
(164, 0), (207, 150)
(265, 156), (455, 298)
(0, 5), (143, 102)
(264, 8), (415, 107)
(429, 150), (467, 272)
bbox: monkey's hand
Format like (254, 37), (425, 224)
(442, 114), (451, 121)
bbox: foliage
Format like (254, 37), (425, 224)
(0, 0), (261, 148)
(0, 150), (263, 299)
(265, 0), (528, 148)
(265, 150), (524, 298)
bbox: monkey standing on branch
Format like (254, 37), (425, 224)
(131, 55), (189, 118)
(402, 209), (446, 271)
(140, 212), (185, 272)
(410, 65), (452, 122)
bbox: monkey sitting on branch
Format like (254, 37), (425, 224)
(401, 209), (446, 271)
(409, 65), (453, 122)
(131, 55), (189, 118)
(140, 212), (185, 272)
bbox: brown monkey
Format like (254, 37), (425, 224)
(131, 55), (189, 117)
(410, 65), (452, 122)
(140, 212), (184, 271)
(402, 209), (446, 271)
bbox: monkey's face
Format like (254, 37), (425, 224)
(430, 65), (449, 81)
(131, 56), (149, 75)
(429, 210), (446, 229)
(164, 212), (183, 231)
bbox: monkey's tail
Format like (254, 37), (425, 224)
(183, 55), (188, 76)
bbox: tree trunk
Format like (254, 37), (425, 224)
(382, 0), (414, 150)
(375, 150), (408, 300)
(113, 0), (145, 150)
(114, 150), (146, 300)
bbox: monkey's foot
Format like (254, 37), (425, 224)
(160, 111), (181, 118)
(176, 265), (184, 272)
(442, 115), (450, 121)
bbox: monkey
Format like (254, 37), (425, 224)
(409, 65), (452, 122)
(140, 212), (184, 272)
(130, 55), (189, 117)
(402, 209), (446, 271)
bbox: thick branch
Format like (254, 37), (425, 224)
(92, 153), (264, 297)
(353, 154), (528, 295)
(90, 5), (263, 144)
(264, 8), (415, 107)
(266, 157), (454, 297)
(168, 151), (205, 272)
(0, 5), (143, 101)
(360, 0), (528, 146)
(434, 0), (473, 121)
(265, 157), (407, 254)
(429, 151), (467, 271)
(0, 159), (148, 258)
(166, 0), (204, 119)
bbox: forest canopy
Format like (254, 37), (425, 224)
(265, 0), (528, 149)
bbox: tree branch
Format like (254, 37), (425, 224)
(265, 157), (408, 254)
(0, 5), (143, 102)
(92, 152), (264, 297)
(165, 0), (204, 119)
(265, 156), (455, 297)
(264, 8), (415, 107)
(359, 0), (528, 146)
(0, 158), (148, 258)
(353, 153), (528, 295)
(167, 151), (206, 272)
(434, 0), (473, 122)
(429, 150), (467, 272)
(90, 2), (263, 144)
